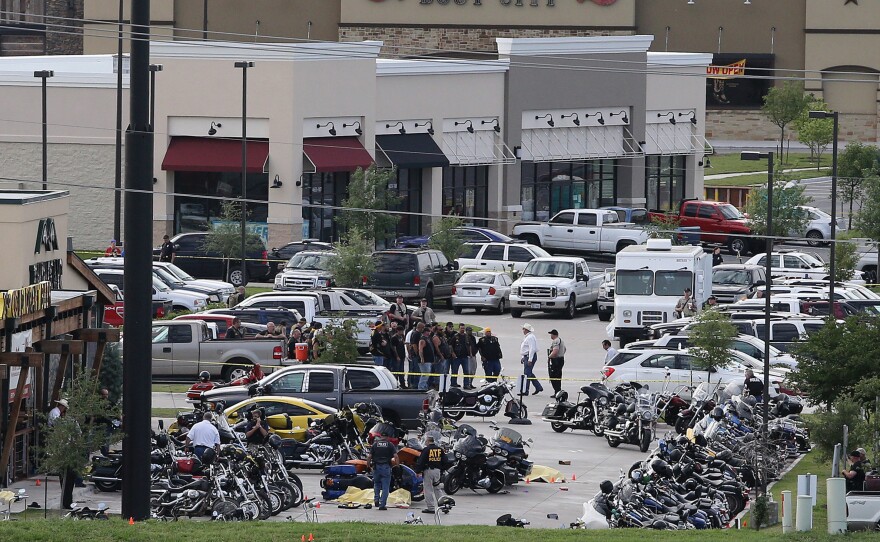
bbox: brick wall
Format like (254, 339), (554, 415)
(339, 26), (633, 56)
(706, 110), (878, 144)
(45, 0), (84, 55)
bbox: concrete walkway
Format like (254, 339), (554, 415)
(705, 166), (822, 182)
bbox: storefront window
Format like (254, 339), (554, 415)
(520, 159), (616, 220)
(645, 156), (686, 212)
(174, 171), (268, 234)
(706, 53), (774, 109)
(389, 168), (423, 237)
(442, 166), (488, 226)
(302, 172), (350, 242)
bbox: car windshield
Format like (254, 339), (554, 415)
(713, 269), (750, 286)
(719, 204), (744, 220)
(154, 266), (184, 285)
(655, 271), (693, 296)
(453, 228), (514, 243)
(152, 278), (171, 293)
(800, 253), (825, 267)
(164, 263), (196, 281)
(616, 270), (653, 296)
(459, 272), (496, 284)
(531, 246), (552, 258)
(522, 260), (574, 278)
(286, 252), (333, 271)
(343, 290), (388, 306)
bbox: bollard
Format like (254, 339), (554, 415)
(796, 494), (813, 531)
(826, 477), (847, 534)
(781, 490), (793, 533)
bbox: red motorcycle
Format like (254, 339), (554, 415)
(186, 365), (265, 403)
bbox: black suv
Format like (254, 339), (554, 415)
(365, 248), (457, 306)
(155, 232), (272, 287)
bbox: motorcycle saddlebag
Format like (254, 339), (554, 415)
(397, 447), (421, 468)
(505, 399), (523, 419)
(324, 464), (357, 477)
(175, 457), (198, 474)
(541, 403), (560, 418)
(345, 459), (370, 474)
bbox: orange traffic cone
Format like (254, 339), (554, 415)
(525, 477), (530, 484)
(572, 474), (576, 481)
(35, 479), (41, 486)
(550, 477), (556, 483)
(129, 517), (134, 525)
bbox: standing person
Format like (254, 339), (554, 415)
(743, 368), (764, 401)
(444, 322), (456, 342)
(405, 323), (420, 389)
(224, 317), (244, 339)
(415, 434), (446, 514)
(48, 399), (68, 426)
(104, 239), (121, 257)
(477, 328), (503, 381)
(520, 323), (543, 395)
(158, 234), (175, 262)
(257, 321), (286, 339)
(388, 294), (410, 330)
(370, 322), (390, 368)
(450, 324), (471, 389)
(464, 326), (478, 390)
(712, 246), (723, 267)
(703, 295), (718, 310)
(674, 288), (697, 318)
(185, 412), (221, 459)
(367, 433), (398, 510)
(390, 326), (408, 387)
(434, 323), (452, 389)
(414, 322), (432, 391)
(547, 329), (566, 394)
(243, 409), (269, 445)
(227, 286), (246, 308)
(844, 450), (867, 492)
(309, 322), (324, 362)
(410, 298), (436, 328)
(602, 340), (618, 364)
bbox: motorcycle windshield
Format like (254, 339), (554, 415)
(495, 428), (523, 446)
(452, 435), (483, 456)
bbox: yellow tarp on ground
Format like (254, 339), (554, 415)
(528, 465), (566, 483)
(333, 487), (411, 507)
(0, 491), (16, 504)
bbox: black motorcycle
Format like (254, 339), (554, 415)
(440, 379), (523, 421)
(541, 384), (615, 435)
(601, 393), (657, 453)
(442, 426), (507, 494)
(279, 413), (363, 469)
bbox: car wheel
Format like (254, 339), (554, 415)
(453, 307), (462, 315)
(511, 309), (523, 318)
(227, 267), (246, 287)
(727, 237), (747, 255)
(864, 266), (877, 284)
(805, 230), (824, 247)
(521, 234), (541, 247)
(222, 358), (252, 381)
(564, 296), (576, 319)
(598, 310), (612, 322)
(496, 299), (506, 315)
(475, 308), (482, 314)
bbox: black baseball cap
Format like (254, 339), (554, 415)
(548, 329), (559, 335)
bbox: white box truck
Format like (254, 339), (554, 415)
(612, 239), (713, 345)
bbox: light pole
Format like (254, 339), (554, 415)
(234, 61), (254, 287)
(33, 70), (53, 190)
(114, 0), (123, 242)
(148, 64), (163, 129)
(809, 110), (839, 305)
(741, 150), (773, 497)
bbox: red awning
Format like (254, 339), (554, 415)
(161, 136), (269, 173)
(303, 137), (373, 173)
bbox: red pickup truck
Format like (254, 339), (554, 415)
(649, 199), (754, 255)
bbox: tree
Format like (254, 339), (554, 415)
(427, 216), (466, 262)
(826, 240), (859, 282)
(40, 367), (121, 510)
(790, 316), (880, 408)
(325, 227), (375, 288)
(855, 175), (880, 281)
(793, 97), (833, 168)
(687, 309), (738, 383)
(99, 342), (123, 404)
(315, 317), (360, 364)
(338, 165), (402, 245)
(761, 82), (811, 162)
(840, 142), (880, 229)
(644, 213), (683, 244)
(201, 200), (264, 284)
(744, 174), (811, 249)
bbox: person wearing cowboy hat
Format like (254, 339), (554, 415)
(520, 323), (543, 395)
(48, 399), (68, 427)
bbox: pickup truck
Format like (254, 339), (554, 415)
(512, 209), (648, 254)
(151, 320), (287, 381)
(712, 264), (767, 304)
(650, 199), (754, 255)
(199, 364), (428, 430)
(509, 256), (602, 319)
(273, 250), (338, 290)
(847, 488), (880, 531)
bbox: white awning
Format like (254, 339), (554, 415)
(644, 123), (711, 156)
(442, 130), (516, 166)
(520, 126), (642, 162)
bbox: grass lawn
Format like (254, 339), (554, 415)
(151, 407), (183, 418)
(151, 383), (192, 393)
(246, 286), (273, 297)
(706, 168), (831, 188)
(709, 152), (830, 176)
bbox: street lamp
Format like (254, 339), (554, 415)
(33, 70), (53, 190)
(809, 110), (839, 305)
(235, 61), (254, 287)
(741, 150), (774, 497)
(148, 64), (163, 130)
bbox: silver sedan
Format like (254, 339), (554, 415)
(452, 271), (513, 315)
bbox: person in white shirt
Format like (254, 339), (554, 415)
(520, 323), (543, 395)
(48, 399), (68, 427)
(602, 340), (618, 364)
(185, 411), (221, 459)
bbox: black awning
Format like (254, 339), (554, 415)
(376, 134), (450, 169)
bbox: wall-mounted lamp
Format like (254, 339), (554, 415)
(678, 111), (697, 125)
(534, 114), (554, 127)
(296, 174), (303, 187)
(609, 110), (629, 124)
(560, 113), (580, 126)
(415, 121), (434, 135)
(342, 120), (363, 135)
(481, 119), (501, 133)
(208, 121), (222, 135)
(658, 112), (676, 125)
(317, 121), (336, 136)
(513, 145), (523, 160)
(386, 121), (406, 135)
(455, 119), (475, 133)
(585, 112), (605, 126)
(271, 174), (283, 188)
(699, 157), (712, 168)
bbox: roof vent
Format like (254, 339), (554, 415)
(646, 239), (673, 251)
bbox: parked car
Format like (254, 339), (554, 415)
(628, 333), (798, 369)
(244, 288), (391, 314)
(793, 205), (846, 247)
(222, 396), (337, 441)
(85, 257), (235, 302)
(173, 313), (267, 337)
(200, 364), (429, 430)
(456, 242), (550, 273)
(512, 208), (648, 254)
(712, 264), (767, 303)
(396, 227), (515, 248)
(600, 206), (649, 225)
(94, 268), (209, 313)
(650, 199), (754, 255)
(103, 285), (125, 326)
(268, 239), (334, 278)
(154, 232), (272, 287)
(746, 251), (867, 283)
(273, 251), (338, 290)
(509, 256), (601, 319)
(451, 271), (513, 315)
(364, 248), (458, 306)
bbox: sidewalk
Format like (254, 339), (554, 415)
(705, 167), (819, 182)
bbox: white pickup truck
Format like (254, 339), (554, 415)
(509, 257), (602, 319)
(512, 209), (648, 254)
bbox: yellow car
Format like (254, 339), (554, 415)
(224, 397), (338, 441)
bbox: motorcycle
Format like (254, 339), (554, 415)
(186, 365), (266, 403)
(487, 422), (533, 482)
(279, 412), (365, 469)
(541, 383), (616, 435)
(440, 378), (524, 421)
(442, 425), (507, 494)
(601, 389), (657, 453)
